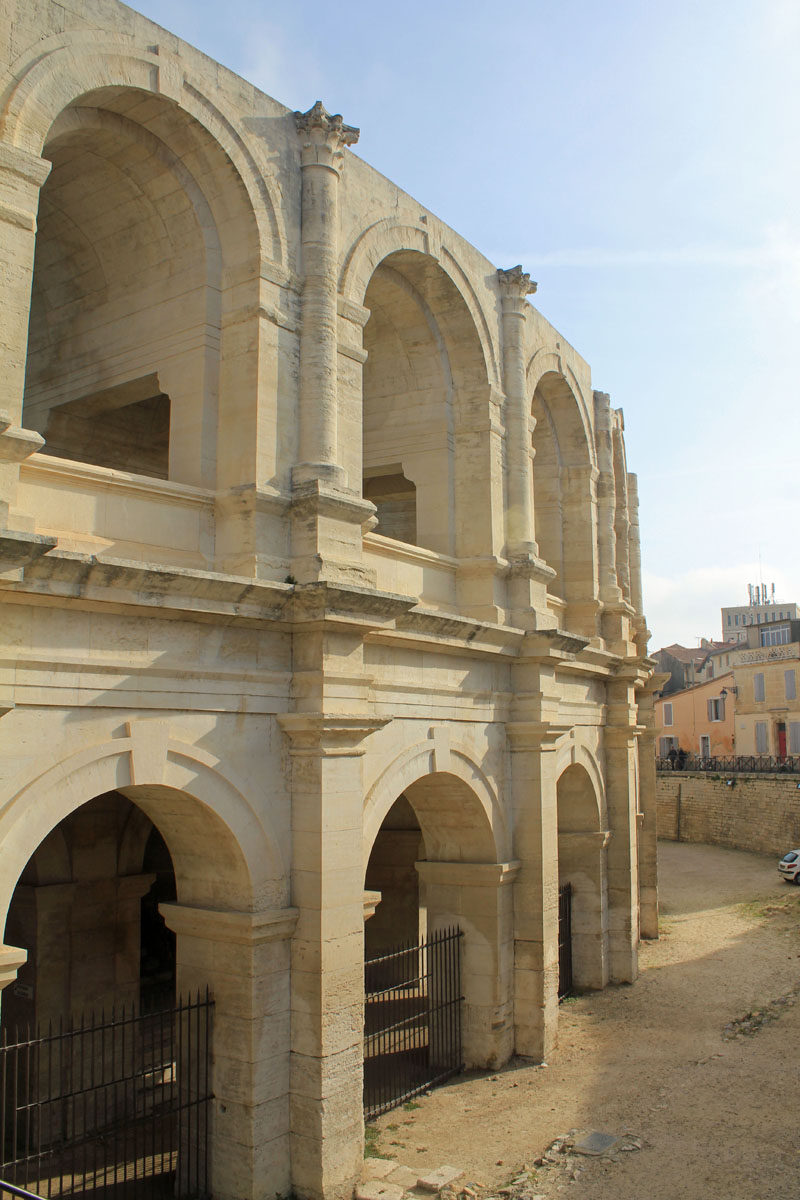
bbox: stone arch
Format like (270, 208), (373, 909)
(553, 741), (606, 826)
(339, 218), (498, 384)
(0, 730), (286, 924)
(0, 33), (285, 264)
(556, 762), (608, 990)
(5, 33), (288, 495)
(363, 739), (508, 869)
(527, 359), (598, 634)
(363, 738), (515, 1068)
(354, 243), (495, 558)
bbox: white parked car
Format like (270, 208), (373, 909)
(779, 850), (800, 883)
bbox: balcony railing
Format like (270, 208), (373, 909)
(656, 754), (800, 775)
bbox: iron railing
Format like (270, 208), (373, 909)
(1, 990), (213, 1200)
(364, 927), (463, 1120)
(558, 883), (573, 1000)
(656, 754), (800, 775)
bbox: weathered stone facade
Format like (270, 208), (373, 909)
(0, 2), (657, 1197)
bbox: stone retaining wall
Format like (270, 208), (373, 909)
(657, 771), (800, 855)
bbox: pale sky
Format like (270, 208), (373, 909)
(132, 0), (800, 651)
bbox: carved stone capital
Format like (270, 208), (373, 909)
(294, 101), (360, 172)
(497, 265), (538, 310)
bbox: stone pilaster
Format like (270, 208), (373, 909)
(161, 903), (299, 1200)
(290, 104), (377, 584)
(0, 145), (51, 535)
(593, 391), (621, 605)
(498, 267), (558, 626)
(416, 859), (519, 1068)
(635, 677), (662, 938)
(612, 420), (632, 603)
(278, 713), (387, 1200)
(507, 718), (567, 1060)
(603, 676), (643, 981)
(497, 266), (538, 558)
(293, 102), (358, 487)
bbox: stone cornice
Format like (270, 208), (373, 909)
(415, 860), (521, 887)
(161, 903), (299, 944)
(277, 712), (389, 755)
(0, 529), (58, 571)
(505, 721), (573, 750)
(517, 628), (590, 663)
(0, 944), (27, 992)
(0, 413), (44, 463)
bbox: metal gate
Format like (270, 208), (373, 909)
(364, 927), (463, 1120)
(1, 990), (213, 1200)
(558, 883), (573, 1000)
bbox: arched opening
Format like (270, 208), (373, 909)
(556, 764), (608, 991)
(0, 772), (289, 1199)
(361, 251), (490, 557)
(22, 88), (260, 492)
(2, 790), (176, 1037)
(531, 372), (597, 635)
(363, 765), (512, 1111)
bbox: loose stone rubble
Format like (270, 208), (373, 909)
(361, 1130), (644, 1199)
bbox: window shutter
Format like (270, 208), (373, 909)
(719, 697), (725, 720)
(785, 670), (796, 701)
(707, 699), (713, 721)
(789, 723), (800, 754)
(754, 673), (765, 702)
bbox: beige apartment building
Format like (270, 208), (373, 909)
(0, 2), (656, 1197)
(655, 672), (735, 759)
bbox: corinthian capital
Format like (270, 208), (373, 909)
(497, 265), (538, 305)
(294, 101), (360, 171)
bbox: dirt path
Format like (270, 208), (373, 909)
(367, 841), (800, 1199)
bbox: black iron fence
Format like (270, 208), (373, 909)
(558, 883), (573, 1000)
(656, 754), (800, 775)
(364, 927), (463, 1121)
(1, 991), (212, 1200)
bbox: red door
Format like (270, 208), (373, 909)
(778, 722), (787, 761)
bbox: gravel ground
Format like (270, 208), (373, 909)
(367, 840), (800, 1200)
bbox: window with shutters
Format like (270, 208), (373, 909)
(755, 721), (768, 753)
(707, 697), (725, 722)
(789, 723), (800, 755)
(754, 673), (766, 702)
(659, 736), (679, 756)
(786, 670), (797, 702)
(663, 702), (673, 727)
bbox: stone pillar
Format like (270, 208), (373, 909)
(497, 269), (557, 627)
(604, 677), (642, 981)
(497, 266), (538, 557)
(293, 102), (358, 487)
(507, 720), (565, 1060)
(161, 903), (298, 1200)
(612, 420), (631, 603)
(278, 713), (387, 1200)
(636, 680), (661, 938)
(290, 103), (377, 585)
(0, 144), (51, 537)
(557, 831), (609, 989)
(416, 860), (519, 1069)
(592, 391), (621, 605)
(0, 145), (51, 426)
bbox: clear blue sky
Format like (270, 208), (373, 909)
(132, 0), (800, 650)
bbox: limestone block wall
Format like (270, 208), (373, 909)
(657, 772), (800, 855)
